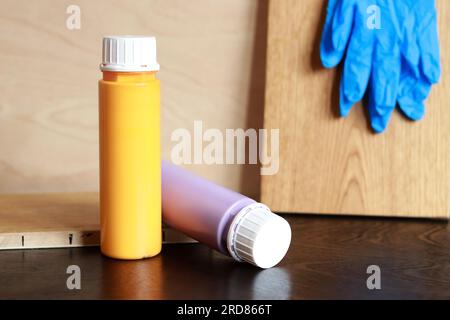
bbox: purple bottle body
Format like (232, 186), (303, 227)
(162, 161), (255, 254)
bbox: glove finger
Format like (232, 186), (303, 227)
(401, 15), (420, 78)
(368, 46), (401, 133)
(368, 96), (396, 134)
(331, 0), (355, 51)
(417, 3), (441, 84)
(398, 98), (426, 121)
(368, 82), (397, 134)
(339, 11), (374, 117)
(320, 0), (340, 67)
(320, 0), (355, 68)
(397, 64), (432, 121)
(372, 46), (400, 113)
(323, 0), (340, 28)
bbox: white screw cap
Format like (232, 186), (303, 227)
(227, 203), (292, 269)
(101, 36), (160, 72)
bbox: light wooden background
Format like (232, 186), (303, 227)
(262, 0), (449, 218)
(0, 0), (267, 199)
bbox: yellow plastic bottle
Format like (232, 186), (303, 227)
(99, 36), (161, 259)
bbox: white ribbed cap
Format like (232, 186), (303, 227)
(227, 203), (292, 269)
(100, 36), (160, 72)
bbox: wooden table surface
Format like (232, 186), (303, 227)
(1, 215), (449, 299)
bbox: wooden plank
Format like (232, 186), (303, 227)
(0, 231), (99, 250)
(0, 193), (195, 250)
(261, 0), (449, 218)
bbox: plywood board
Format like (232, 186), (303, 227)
(0, 193), (195, 250)
(261, 0), (449, 218)
(0, 0), (268, 200)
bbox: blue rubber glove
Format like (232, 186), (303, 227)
(320, 0), (441, 133)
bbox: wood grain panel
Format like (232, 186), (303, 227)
(0, 0), (268, 199)
(261, 0), (449, 218)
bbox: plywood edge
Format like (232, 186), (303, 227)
(0, 230), (99, 250)
(0, 227), (197, 251)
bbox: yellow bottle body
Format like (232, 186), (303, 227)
(99, 71), (161, 260)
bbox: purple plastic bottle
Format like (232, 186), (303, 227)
(162, 161), (291, 268)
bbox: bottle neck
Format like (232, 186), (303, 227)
(102, 71), (157, 82)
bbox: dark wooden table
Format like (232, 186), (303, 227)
(1, 215), (449, 299)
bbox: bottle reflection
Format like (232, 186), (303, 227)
(160, 244), (292, 299)
(227, 266), (291, 299)
(100, 254), (164, 299)
(100, 243), (291, 299)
